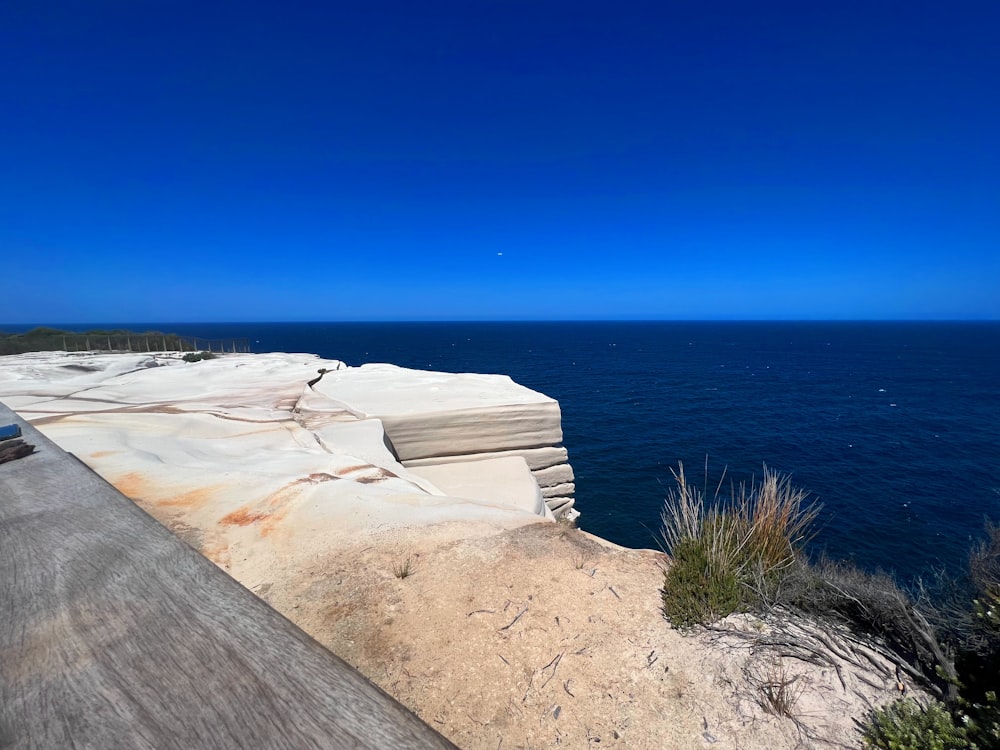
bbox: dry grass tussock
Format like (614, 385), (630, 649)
(659, 462), (820, 628)
(660, 462), (819, 572)
(391, 555), (414, 579)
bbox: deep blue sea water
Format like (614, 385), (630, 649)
(11, 321), (1000, 582)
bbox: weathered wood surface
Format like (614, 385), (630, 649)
(0, 402), (457, 749)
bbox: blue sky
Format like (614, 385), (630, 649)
(2, 1), (998, 323)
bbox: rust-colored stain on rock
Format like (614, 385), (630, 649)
(220, 507), (271, 526)
(112, 471), (222, 512)
(305, 472), (338, 483)
(219, 472), (337, 535)
(113, 471), (151, 500)
(354, 470), (392, 484)
(159, 484), (224, 509)
(336, 464), (398, 483)
(89, 450), (119, 459)
(338, 464), (373, 474)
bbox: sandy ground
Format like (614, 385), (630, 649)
(198, 517), (905, 750)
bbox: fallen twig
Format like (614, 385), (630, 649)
(539, 651), (564, 689)
(500, 605), (529, 631)
(541, 653), (561, 671)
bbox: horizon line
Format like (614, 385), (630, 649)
(3, 318), (999, 329)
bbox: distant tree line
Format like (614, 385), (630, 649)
(0, 327), (250, 356)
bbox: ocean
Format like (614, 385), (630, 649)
(10, 321), (1000, 583)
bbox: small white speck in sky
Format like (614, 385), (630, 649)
(497, 252), (503, 256)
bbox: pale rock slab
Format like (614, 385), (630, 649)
(406, 457), (552, 518)
(529, 463), (575, 488)
(311, 418), (444, 496)
(402, 446), (576, 515)
(540, 482), (576, 498)
(546, 496), (576, 514)
(402, 445), (569, 472)
(307, 362), (577, 517)
(310, 364), (563, 459)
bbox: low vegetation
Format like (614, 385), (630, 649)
(861, 698), (969, 750)
(659, 462), (1000, 749)
(182, 351), (218, 363)
(392, 555), (415, 579)
(659, 462), (818, 629)
(0, 327), (248, 355)
(744, 657), (804, 719)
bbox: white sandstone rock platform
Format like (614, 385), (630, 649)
(0, 351), (578, 577)
(305, 364), (577, 514)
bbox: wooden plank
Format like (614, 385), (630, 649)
(0, 402), (456, 750)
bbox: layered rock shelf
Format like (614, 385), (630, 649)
(0, 352), (578, 560)
(305, 363), (577, 518)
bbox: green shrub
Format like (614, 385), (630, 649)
(182, 351), (218, 363)
(861, 699), (968, 750)
(662, 535), (743, 629)
(23, 326), (65, 337)
(964, 691), (1000, 750)
(659, 462), (819, 628)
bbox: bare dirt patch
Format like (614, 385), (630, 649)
(257, 522), (903, 750)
